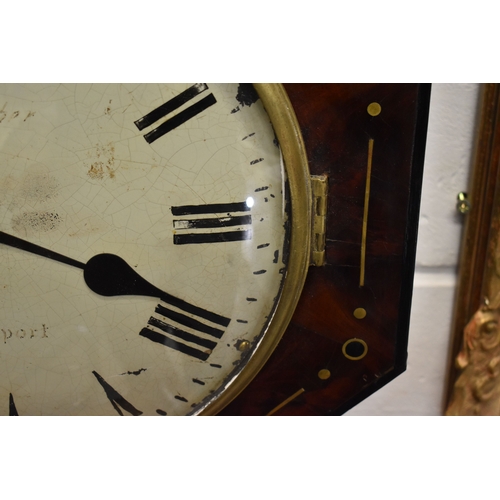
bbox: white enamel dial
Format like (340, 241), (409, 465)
(0, 83), (290, 415)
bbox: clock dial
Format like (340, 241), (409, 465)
(0, 83), (303, 415)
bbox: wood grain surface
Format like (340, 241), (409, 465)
(219, 84), (431, 415)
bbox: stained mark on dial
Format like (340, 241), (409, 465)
(134, 83), (216, 144)
(255, 186), (268, 192)
(12, 211), (62, 235)
(172, 201), (252, 245)
(250, 158), (264, 165)
(242, 132), (255, 140)
(9, 393), (19, 416)
(257, 243), (270, 249)
(92, 371), (143, 416)
(273, 250), (279, 263)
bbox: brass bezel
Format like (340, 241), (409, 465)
(199, 83), (312, 415)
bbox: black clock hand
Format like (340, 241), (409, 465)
(0, 231), (228, 325)
(84, 253), (166, 299)
(0, 231), (85, 269)
(86, 254), (229, 325)
(1, 230), (170, 299)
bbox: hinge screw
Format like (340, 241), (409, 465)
(457, 192), (471, 214)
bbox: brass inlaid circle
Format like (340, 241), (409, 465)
(318, 369), (331, 380)
(367, 102), (382, 117)
(353, 307), (367, 319)
(342, 338), (368, 361)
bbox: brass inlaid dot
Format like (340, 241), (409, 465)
(353, 307), (367, 319)
(367, 102), (382, 117)
(342, 338), (368, 361)
(237, 340), (250, 352)
(318, 369), (331, 380)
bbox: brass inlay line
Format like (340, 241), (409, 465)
(266, 388), (305, 416)
(360, 138), (374, 287)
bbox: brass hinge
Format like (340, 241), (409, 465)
(311, 175), (328, 266)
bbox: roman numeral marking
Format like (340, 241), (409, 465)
(140, 301), (230, 361)
(160, 291), (230, 326)
(134, 83), (217, 144)
(92, 371), (143, 416)
(173, 214), (251, 231)
(172, 201), (252, 245)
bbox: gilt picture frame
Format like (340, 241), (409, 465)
(445, 83), (500, 415)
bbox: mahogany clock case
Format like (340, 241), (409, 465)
(220, 83), (432, 416)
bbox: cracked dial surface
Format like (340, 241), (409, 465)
(0, 83), (290, 415)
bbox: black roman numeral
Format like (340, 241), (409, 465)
(134, 83), (217, 144)
(171, 201), (252, 245)
(92, 371), (143, 416)
(140, 302), (230, 361)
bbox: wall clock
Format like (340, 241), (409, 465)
(0, 83), (430, 416)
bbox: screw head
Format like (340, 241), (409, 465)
(457, 192), (471, 214)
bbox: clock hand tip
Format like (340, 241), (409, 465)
(1, 230), (85, 269)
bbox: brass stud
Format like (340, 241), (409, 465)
(318, 369), (331, 380)
(367, 102), (382, 117)
(237, 340), (250, 352)
(353, 308), (367, 319)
